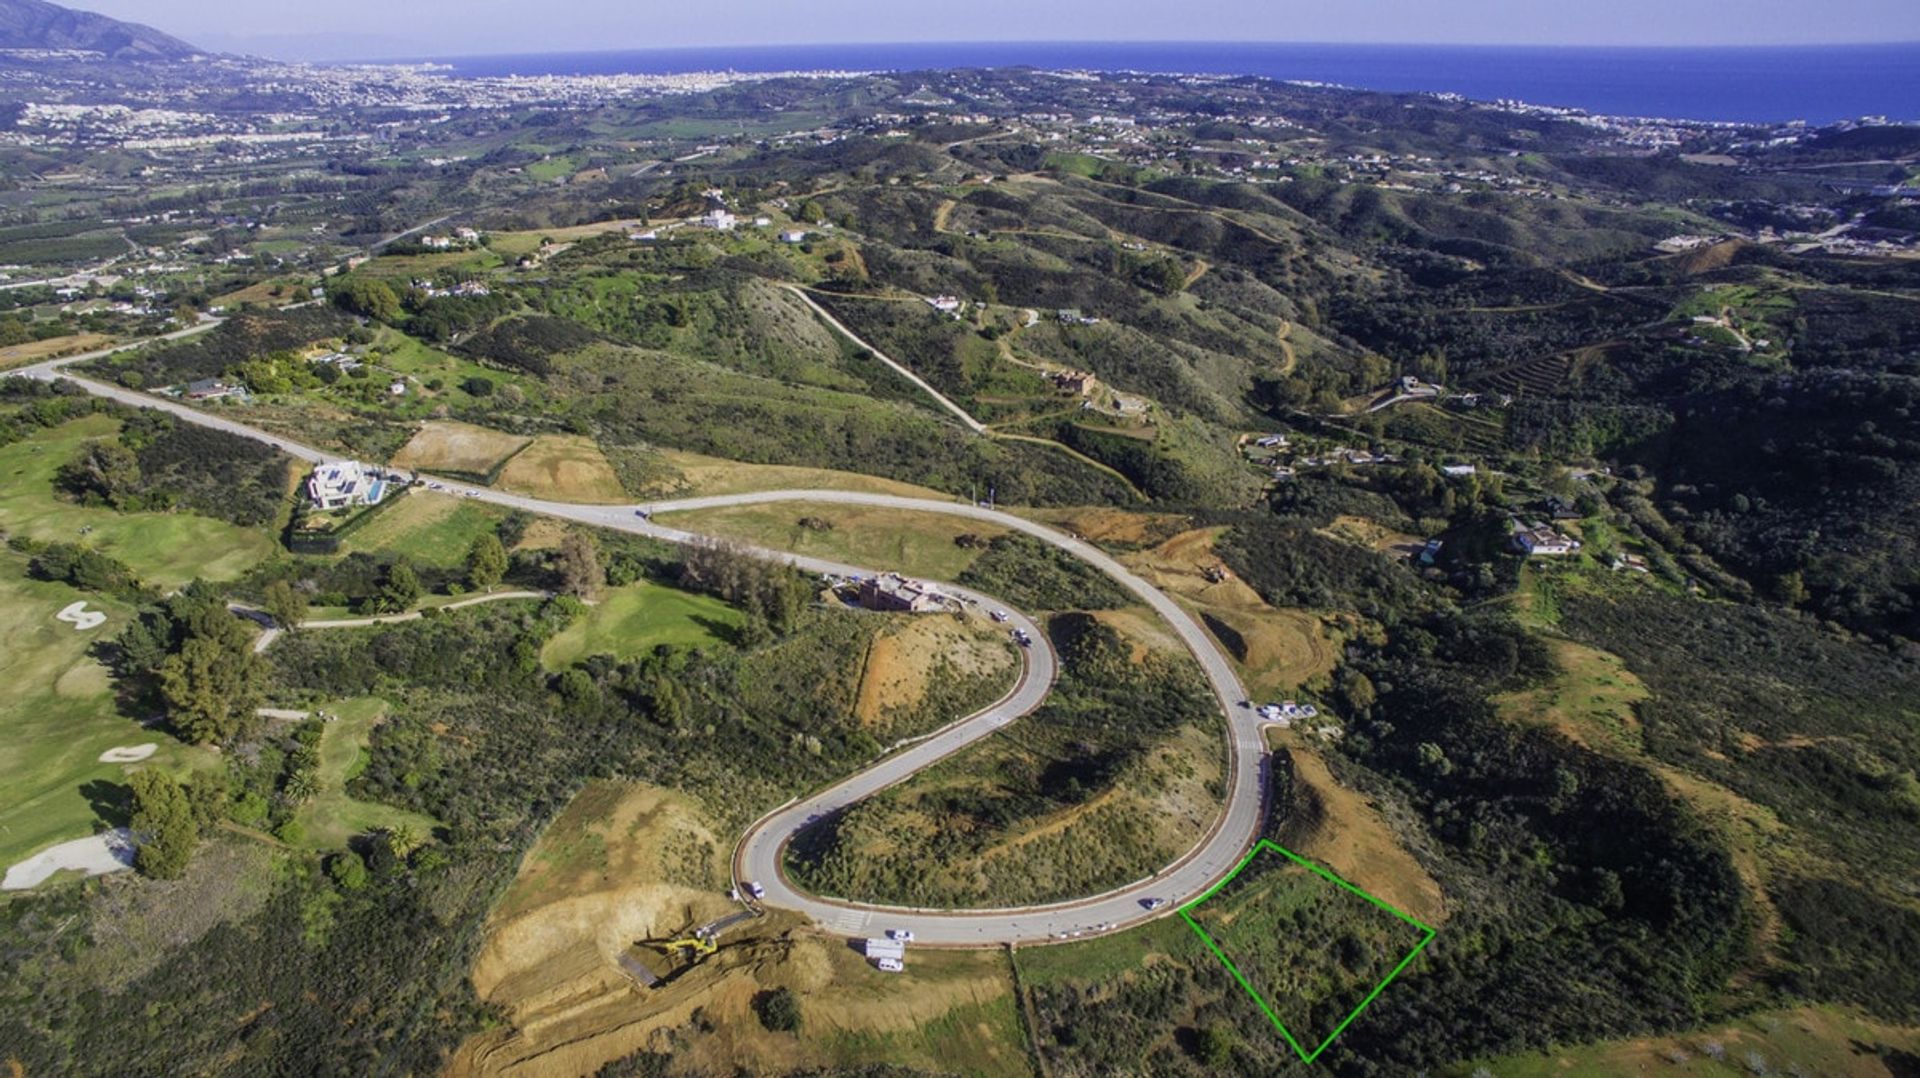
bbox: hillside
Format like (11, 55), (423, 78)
(0, 0), (198, 58)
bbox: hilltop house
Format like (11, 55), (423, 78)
(1050, 369), (1098, 395)
(1511, 521), (1581, 557)
(306, 461), (386, 511)
(859, 573), (948, 613)
(699, 208), (736, 231)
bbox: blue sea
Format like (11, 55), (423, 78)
(407, 41), (1920, 125)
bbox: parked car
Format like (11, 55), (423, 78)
(887, 928), (915, 942)
(875, 957), (904, 973)
(990, 609), (1010, 622)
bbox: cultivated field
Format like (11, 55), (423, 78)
(389, 420), (530, 478)
(0, 414), (279, 586)
(494, 434), (628, 503)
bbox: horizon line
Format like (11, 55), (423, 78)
(296, 37), (1920, 66)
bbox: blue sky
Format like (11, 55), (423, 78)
(83, 0), (1920, 60)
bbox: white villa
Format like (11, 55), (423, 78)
(307, 461), (387, 511)
(700, 208), (737, 231)
(1511, 521), (1581, 557)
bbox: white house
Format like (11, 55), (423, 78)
(307, 461), (386, 511)
(778, 230), (808, 244)
(1511, 521), (1581, 556)
(699, 209), (736, 231)
(926, 295), (962, 313)
(1441, 464), (1477, 478)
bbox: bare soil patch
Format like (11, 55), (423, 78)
(495, 434), (628, 503)
(390, 420), (530, 477)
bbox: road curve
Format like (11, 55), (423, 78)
(10, 344), (1272, 947)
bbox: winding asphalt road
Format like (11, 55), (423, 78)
(10, 343), (1273, 948)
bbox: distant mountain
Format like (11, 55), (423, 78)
(0, 0), (199, 59)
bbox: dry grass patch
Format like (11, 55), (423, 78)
(495, 434), (627, 503)
(1023, 505), (1191, 549)
(1122, 527), (1343, 698)
(1269, 742), (1447, 927)
(657, 502), (1005, 582)
(389, 420), (530, 477)
(1319, 513), (1422, 555)
(1495, 637), (1794, 969)
(627, 446), (955, 500)
(0, 332), (113, 370)
(852, 616), (1018, 727)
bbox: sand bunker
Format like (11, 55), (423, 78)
(2, 828), (135, 890)
(56, 600), (106, 631)
(98, 743), (158, 763)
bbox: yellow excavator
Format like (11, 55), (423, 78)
(658, 933), (717, 959)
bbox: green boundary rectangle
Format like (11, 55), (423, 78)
(1177, 839), (1436, 1065)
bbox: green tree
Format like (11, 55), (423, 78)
(328, 275), (402, 323)
(1197, 1024), (1236, 1067)
(376, 559), (423, 613)
(553, 531), (605, 600)
(263, 579), (307, 632)
(329, 851), (370, 891)
(56, 440), (142, 508)
(159, 633), (265, 744)
(466, 532), (508, 592)
(1339, 669), (1377, 713)
(754, 987), (802, 1032)
(128, 768), (198, 879)
(383, 823), (425, 860)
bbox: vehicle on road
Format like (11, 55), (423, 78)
(1141, 897), (1168, 911)
(746, 881), (765, 899)
(887, 928), (914, 942)
(990, 609), (1009, 622)
(635, 508), (651, 519)
(875, 957), (904, 973)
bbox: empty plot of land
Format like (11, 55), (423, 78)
(494, 434), (628, 503)
(337, 492), (503, 569)
(657, 502), (1008, 582)
(390, 420), (530, 477)
(540, 580), (743, 668)
(1182, 841), (1433, 1063)
(0, 332), (114, 371)
(852, 617), (1019, 727)
(629, 446), (957, 501)
(1123, 527), (1341, 699)
(457, 780), (1030, 1078)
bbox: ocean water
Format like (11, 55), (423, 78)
(409, 41), (1920, 125)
